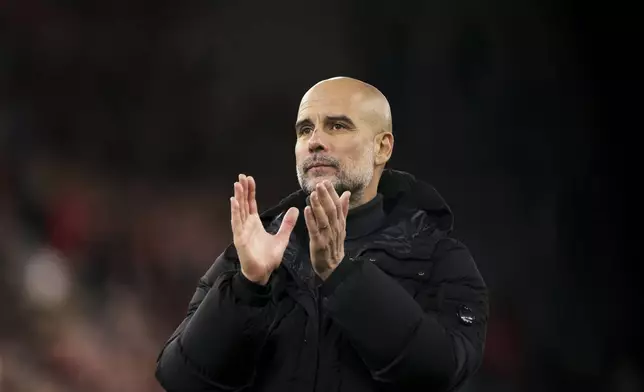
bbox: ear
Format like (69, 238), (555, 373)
(374, 132), (394, 165)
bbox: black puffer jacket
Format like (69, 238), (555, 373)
(155, 169), (489, 392)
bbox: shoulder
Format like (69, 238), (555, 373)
(398, 218), (484, 287)
(424, 236), (487, 299)
(259, 189), (307, 223)
(198, 248), (239, 286)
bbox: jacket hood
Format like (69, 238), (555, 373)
(260, 169), (454, 231)
(377, 169), (453, 231)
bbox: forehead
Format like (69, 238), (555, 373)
(296, 92), (367, 123)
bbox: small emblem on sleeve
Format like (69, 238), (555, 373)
(457, 305), (475, 326)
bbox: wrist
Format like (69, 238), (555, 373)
(318, 268), (334, 281)
(319, 255), (361, 298)
(241, 268), (271, 286)
(232, 272), (273, 306)
(317, 253), (345, 281)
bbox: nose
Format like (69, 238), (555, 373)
(307, 128), (328, 153)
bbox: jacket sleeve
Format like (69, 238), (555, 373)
(155, 249), (277, 392)
(319, 237), (489, 391)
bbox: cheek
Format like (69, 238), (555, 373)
(345, 144), (371, 163)
(294, 143), (307, 163)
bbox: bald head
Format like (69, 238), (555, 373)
(300, 77), (392, 135)
(294, 77), (395, 208)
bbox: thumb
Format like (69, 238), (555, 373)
(276, 207), (299, 241)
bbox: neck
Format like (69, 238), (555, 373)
(345, 193), (385, 239)
(349, 171), (381, 209)
(350, 187), (376, 209)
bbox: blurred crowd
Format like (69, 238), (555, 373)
(0, 156), (231, 392)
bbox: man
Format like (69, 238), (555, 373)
(155, 77), (488, 392)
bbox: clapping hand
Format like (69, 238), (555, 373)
(230, 174), (299, 285)
(303, 180), (351, 281)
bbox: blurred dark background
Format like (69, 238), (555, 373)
(0, 1), (636, 391)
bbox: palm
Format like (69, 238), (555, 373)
(231, 175), (298, 284)
(235, 215), (287, 278)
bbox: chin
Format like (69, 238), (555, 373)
(306, 175), (336, 189)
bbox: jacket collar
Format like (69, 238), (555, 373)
(260, 169), (453, 232)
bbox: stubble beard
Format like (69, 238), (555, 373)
(296, 145), (374, 207)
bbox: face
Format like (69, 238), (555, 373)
(294, 90), (377, 202)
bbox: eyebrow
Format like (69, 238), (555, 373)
(295, 115), (356, 130)
(325, 115), (356, 128)
(295, 118), (314, 131)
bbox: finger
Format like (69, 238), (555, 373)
(340, 191), (351, 218)
(234, 182), (245, 222)
(310, 190), (330, 230)
(317, 182), (338, 224)
(230, 197), (242, 238)
(238, 174), (248, 221)
(304, 206), (320, 238)
(323, 181), (342, 221)
(276, 207), (299, 242)
(248, 176), (258, 215)
(239, 174), (249, 220)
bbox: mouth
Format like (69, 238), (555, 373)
(306, 163), (335, 172)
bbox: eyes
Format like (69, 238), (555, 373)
(298, 126), (313, 136)
(297, 123), (347, 136)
